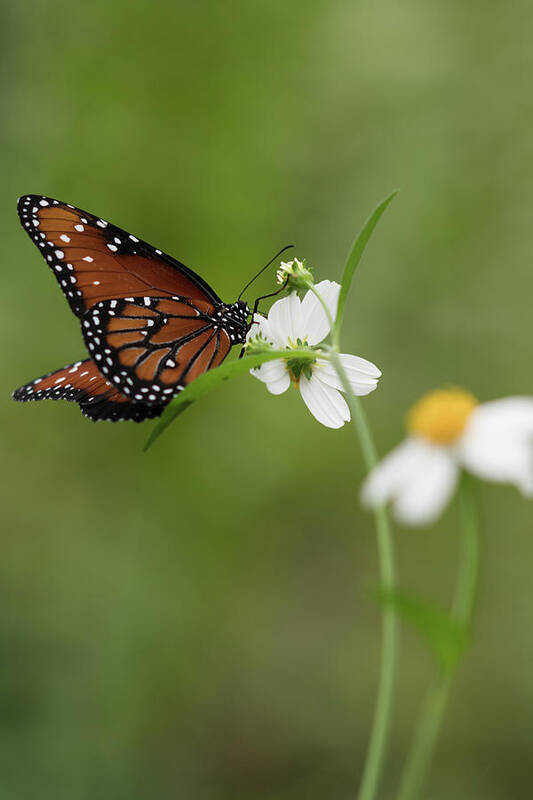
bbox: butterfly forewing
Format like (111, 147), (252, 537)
(12, 359), (165, 422)
(17, 194), (222, 317)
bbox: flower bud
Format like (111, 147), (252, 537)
(276, 258), (314, 291)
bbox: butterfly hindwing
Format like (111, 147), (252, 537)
(12, 358), (165, 422)
(81, 296), (232, 401)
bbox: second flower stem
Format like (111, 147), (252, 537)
(396, 475), (480, 800)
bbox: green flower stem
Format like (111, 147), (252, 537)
(452, 475), (480, 624)
(329, 351), (397, 800)
(396, 475), (480, 800)
(307, 283), (397, 800)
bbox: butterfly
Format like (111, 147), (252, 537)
(12, 195), (257, 423)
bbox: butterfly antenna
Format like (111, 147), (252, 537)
(237, 244), (294, 301)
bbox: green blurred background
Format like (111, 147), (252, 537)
(2, 1), (533, 797)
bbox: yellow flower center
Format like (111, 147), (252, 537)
(406, 388), (478, 444)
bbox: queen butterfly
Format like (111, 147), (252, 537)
(12, 195), (252, 422)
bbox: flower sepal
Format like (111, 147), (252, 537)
(285, 353), (315, 383)
(243, 332), (275, 356)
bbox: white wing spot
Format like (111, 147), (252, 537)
(74, 224), (84, 232)
(107, 243), (117, 252)
(60, 234), (70, 243)
(83, 256), (94, 262)
(93, 280), (100, 286)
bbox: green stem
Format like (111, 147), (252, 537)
(452, 475), (480, 624)
(307, 282), (398, 800)
(396, 475), (480, 800)
(330, 352), (397, 800)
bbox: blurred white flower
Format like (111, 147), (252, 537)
(247, 280), (381, 429)
(361, 388), (533, 526)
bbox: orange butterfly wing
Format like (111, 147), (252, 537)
(15, 195), (249, 421)
(12, 359), (165, 422)
(17, 194), (222, 316)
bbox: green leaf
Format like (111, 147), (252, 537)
(377, 588), (469, 673)
(143, 349), (316, 452)
(333, 191), (398, 342)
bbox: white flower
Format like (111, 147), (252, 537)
(247, 280), (381, 429)
(361, 388), (533, 526)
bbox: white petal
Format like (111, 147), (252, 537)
(361, 439), (428, 505)
(250, 360), (290, 394)
(299, 280), (341, 345)
(393, 447), (459, 526)
(467, 397), (533, 436)
(247, 313), (276, 345)
(459, 400), (533, 494)
(299, 373), (350, 428)
(315, 354), (381, 396)
(246, 320), (263, 340)
(361, 438), (459, 526)
(267, 292), (301, 345)
(251, 359), (286, 383)
(266, 371), (291, 395)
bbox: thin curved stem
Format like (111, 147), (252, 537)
(396, 475), (480, 800)
(330, 352), (397, 800)
(307, 282), (398, 800)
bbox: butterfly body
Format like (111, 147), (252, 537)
(13, 195), (250, 422)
